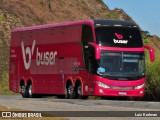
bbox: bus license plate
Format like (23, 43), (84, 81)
(119, 91), (126, 95)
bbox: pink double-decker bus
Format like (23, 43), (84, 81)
(9, 19), (155, 98)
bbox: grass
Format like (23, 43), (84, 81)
(141, 34), (160, 101)
(0, 106), (69, 120)
(0, 71), (15, 94)
(144, 50), (160, 101)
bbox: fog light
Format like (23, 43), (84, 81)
(99, 89), (103, 93)
(140, 91), (143, 94)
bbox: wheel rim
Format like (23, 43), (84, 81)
(28, 85), (32, 97)
(21, 86), (25, 94)
(66, 84), (74, 99)
(68, 86), (73, 96)
(77, 85), (82, 97)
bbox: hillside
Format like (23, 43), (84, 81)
(0, 0), (160, 99)
(0, 0), (109, 25)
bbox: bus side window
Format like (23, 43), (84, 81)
(81, 25), (95, 73)
(81, 25), (93, 46)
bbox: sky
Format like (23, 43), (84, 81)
(103, 0), (160, 37)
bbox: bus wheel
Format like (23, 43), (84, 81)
(21, 85), (28, 98)
(66, 84), (75, 99)
(77, 84), (82, 99)
(76, 84), (88, 99)
(26, 83), (33, 98)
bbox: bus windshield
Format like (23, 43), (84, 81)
(97, 51), (145, 80)
(95, 27), (143, 48)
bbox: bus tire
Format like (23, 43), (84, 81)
(77, 84), (82, 99)
(21, 85), (28, 98)
(26, 83), (33, 98)
(76, 84), (88, 99)
(66, 84), (75, 99)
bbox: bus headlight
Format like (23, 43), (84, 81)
(135, 84), (144, 89)
(97, 82), (110, 89)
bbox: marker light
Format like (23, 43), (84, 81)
(97, 82), (110, 89)
(114, 24), (122, 26)
(135, 84), (144, 90)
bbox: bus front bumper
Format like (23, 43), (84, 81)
(94, 81), (145, 97)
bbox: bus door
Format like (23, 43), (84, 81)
(83, 45), (96, 95)
(88, 54), (97, 94)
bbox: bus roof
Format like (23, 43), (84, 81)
(94, 19), (138, 27)
(12, 20), (94, 32)
(12, 19), (138, 32)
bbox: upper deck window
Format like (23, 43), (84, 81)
(95, 27), (143, 48)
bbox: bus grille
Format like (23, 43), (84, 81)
(111, 86), (134, 90)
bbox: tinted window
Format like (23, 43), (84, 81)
(81, 25), (96, 73)
(97, 51), (145, 80)
(95, 27), (143, 48)
(81, 25), (93, 45)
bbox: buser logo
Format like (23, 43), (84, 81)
(113, 33), (128, 44)
(115, 33), (123, 39)
(21, 40), (57, 70)
(21, 40), (35, 70)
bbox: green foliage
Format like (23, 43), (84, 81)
(0, 37), (11, 94)
(0, 39), (9, 79)
(0, 71), (14, 94)
(0, 14), (7, 23)
(142, 33), (160, 101)
(144, 48), (160, 101)
(141, 31), (153, 44)
(107, 11), (120, 19)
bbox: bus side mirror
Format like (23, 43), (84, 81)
(88, 42), (100, 59)
(144, 45), (155, 62)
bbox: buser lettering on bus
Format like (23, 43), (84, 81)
(36, 48), (57, 66)
(113, 39), (128, 44)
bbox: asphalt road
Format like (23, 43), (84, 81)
(0, 95), (160, 120)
